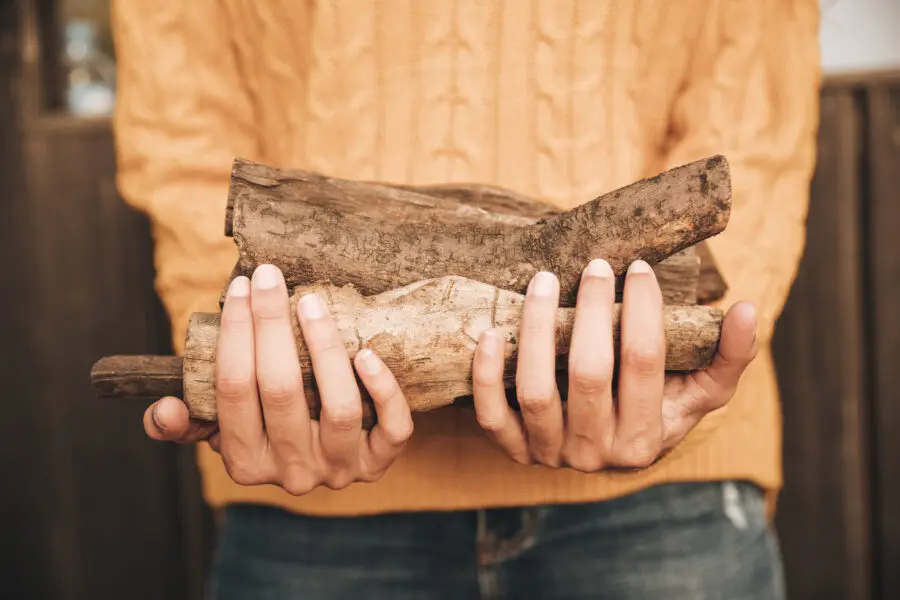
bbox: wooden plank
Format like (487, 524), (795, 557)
(771, 88), (872, 600)
(0, 2), (62, 597)
(866, 84), (900, 600)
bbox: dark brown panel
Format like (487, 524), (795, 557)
(866, 84), (900, 600)
(0, 2), (63, 598)
(15, 118), (214, 600)
(0, 0), (215, 597)
(772, 89), (872, 600)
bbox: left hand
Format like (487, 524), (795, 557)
(471, 258), (758, 471)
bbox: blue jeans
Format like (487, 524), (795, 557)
(209, 481), (785, 599)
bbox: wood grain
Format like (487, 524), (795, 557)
(226, 156), (731, 307)
(181, 277), (723, 423)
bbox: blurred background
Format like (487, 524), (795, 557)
(0, 0), (898, 598)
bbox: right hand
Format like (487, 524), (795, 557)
(143, 264), (414, 494)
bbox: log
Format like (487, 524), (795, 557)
(225, 156), (731, 307)
(91, 355), (184, 400)
(696, 241), (729, 304)
(174, 276), (723, 424)
(92, 276), (723, 426)
(389, 180), (726, 304)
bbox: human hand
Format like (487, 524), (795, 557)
(472, 259), (757, 471)
(143, 264), (414, 494)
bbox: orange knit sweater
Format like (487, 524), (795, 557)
(111, 0), (821, 515)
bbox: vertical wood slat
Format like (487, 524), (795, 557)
(772, 88), (872, 600)
(866, 84), (900, 600)
(0, 2), (61, 598)
(2, 1), (213, 599)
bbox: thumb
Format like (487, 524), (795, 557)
(690, 301), (758, 406)
(143, 396), (217, 443)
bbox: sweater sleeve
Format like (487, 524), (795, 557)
(663, 0), (821, 343)
(111, 0), (260, 351)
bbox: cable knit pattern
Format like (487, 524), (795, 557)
(111, 0), (821, 516)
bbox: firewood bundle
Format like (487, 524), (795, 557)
(92, 156), (732, 427)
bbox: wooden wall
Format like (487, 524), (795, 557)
(772, 74), (900, 600)
(0, 2), (212, 598)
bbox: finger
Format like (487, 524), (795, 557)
(251, 265), (311, 461)
(614, 260), (665, 468)
(473, 329), (529, 464)
(355, 349), (414, 475)
(208, 432), (221, 453)
(689, 301), (758, 404)
(297, 292), (362, 472)
(216, 275), (268, 458)
(516, 271), (564, 466)
(143, 396), (216, 442)
(564, 260), (615, 469)
(661, 301), (758, 445)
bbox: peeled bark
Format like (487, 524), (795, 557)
(180, 276), (724, 423)
(226, 156), (731, 307)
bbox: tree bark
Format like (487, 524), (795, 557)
(388, 180), (726, 303)
(225, 155), (731, 307)
(91, 355), (184, 400)
(180, 276), (723, 423)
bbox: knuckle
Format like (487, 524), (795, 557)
(368, 379), (403, 406)
(568, 362), (611, 396)
(517, 386), (557, 416)
(382, 417), (414, 447)
(216, 373), (253, 401)
(223, 460), (264, 487)
(563, 436), (605, 473)
(622, 344), (663, 375)
(323, 402), (363, 430)
(324, 471), (355, 491)
(472, 362), (501, 389)
(359, 467), (388, 483)
(531, 449), (562, 468)
(565, 451), (604, 473)
(510, 451), (533, 466)
(615, 436), (662, 469)
(258, 381), (298, 407)
(476, 411), (507, 434)
(280, 465), (317, 496)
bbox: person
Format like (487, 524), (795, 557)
(110, 1), (820, 598)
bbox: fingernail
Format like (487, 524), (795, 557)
(628, 260), (652, 275)
(356, 349), (381, 376)
(299, 293), (326, 319)
(252, 264), (281, 290)
(530, 271), (557, 296)
(227, 276), (250, 297)
(151, 403), (167, 433)
(479, 329), (501, 357)
(584, 259), (613, 278)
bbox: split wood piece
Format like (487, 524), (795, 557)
(224, 155), (731, 307)
(387, 181), (726, 304)
(182, 276), (723, 425)
(218, 195), (707, 307)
